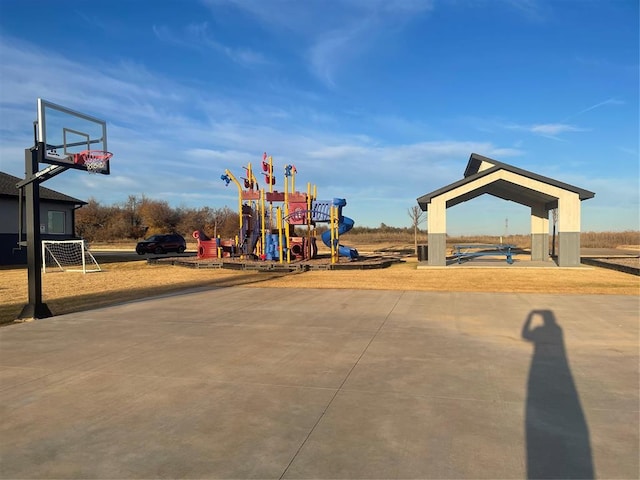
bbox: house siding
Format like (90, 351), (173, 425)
(0, 171), (85, 265)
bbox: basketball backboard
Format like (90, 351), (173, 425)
(36, 98), (110, 175)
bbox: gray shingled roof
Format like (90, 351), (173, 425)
(463, 153), (596, 198)
(0, 171), (86, 205)
(417, 153), (595, 210)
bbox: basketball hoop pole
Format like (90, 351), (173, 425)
(16, 99), (112, 320)
(18, 143), (53, 320)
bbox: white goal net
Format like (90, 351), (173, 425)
(42, 240), (101, 274)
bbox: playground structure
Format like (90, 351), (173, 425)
(194, 153), (358, 264)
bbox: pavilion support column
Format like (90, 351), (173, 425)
(530, 203), (549, 262)
(558, 193), (581, 267)
(427, 197), (447, 266)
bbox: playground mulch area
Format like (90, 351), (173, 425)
(149, 253), (404, 271)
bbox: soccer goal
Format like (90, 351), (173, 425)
(42, 240), (101, 274)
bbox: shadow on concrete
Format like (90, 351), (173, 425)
(522, 310), (594, 479)
(2, 271), (292, 326)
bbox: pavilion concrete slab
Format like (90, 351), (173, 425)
(1, 287), (637, 479)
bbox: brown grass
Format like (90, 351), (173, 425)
(0, 262), (287, 324)
(247, 257), (639, 295)
(2, 253), (638, 325)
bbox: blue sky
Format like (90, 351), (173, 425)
(0, 0), (637, 235)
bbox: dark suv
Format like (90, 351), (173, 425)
(136, 234), (187, 255)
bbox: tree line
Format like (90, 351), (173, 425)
(76, 196), (426, 243)
(76, 195), (239, 242)
(75, 196), (637, 248)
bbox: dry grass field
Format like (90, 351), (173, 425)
(1, 242), (638, 324)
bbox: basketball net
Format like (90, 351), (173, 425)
(74, 150), (113, 174)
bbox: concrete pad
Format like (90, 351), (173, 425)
(283, 391), (525, 479)
(1, 375), (335, 478)
(343, 329), (502, 401)
(1, 287), (638, 479)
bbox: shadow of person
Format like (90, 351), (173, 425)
(522, 310), (595, 479)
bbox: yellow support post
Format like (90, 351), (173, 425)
(247, 162), (259, 190)
(306, 182), (312, 259)
(306, 182), (312, 226)
(268, 155), (274, 193)
(286, 236), (291, 263)
(276, 206), (283, 263)
(284, 167), (290, 263)
(266, 155), (274, 233)
(284, 166), (289, 208)
(260, 189), (265, 258)
(250, 200), (256, 257)
(224, 169), (243, 232)
(217, 234), (221, 258)
(330, 205), (338, 264)
(284, 212), (291, 264)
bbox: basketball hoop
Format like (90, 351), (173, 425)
(73, 150), (112, 173)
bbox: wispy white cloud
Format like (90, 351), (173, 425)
(11, 29), (627, 231)
(575, 56), (639, 75)
(562, 97), (625, 122)
(504, 121), (587, 140)
(153, 22), (268, 67)
(307, 23), (368, 88)
(370, 115), (434, 139)
(448, 0), (549, 23)
(617, 146), (638, 156)
(201, 0), (433, 34)
(306, 1), (434, 86)
(0, 34), (521, 227)
(501, 0), (548, 21)
(2, 1), (635, 232)
(529, 124), (586, 135)
(467, 99), (618, 141)
(201, 0), (433, 87)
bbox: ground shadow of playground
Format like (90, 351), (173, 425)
(522, 309), (595, 479)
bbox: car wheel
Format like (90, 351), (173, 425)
(177, 246), (185, 253)
(136, 249), (145, 255)
(154, 246), (164, 254)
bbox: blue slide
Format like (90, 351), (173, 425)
(321, 198), (359, 259)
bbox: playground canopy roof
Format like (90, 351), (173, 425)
(417, 153), (595, 211)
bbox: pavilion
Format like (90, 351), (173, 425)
(417, 153), (595, 267)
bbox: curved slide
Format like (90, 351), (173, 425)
(321, 199), (359, 259)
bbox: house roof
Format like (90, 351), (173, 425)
(417, 153), (595, 210)
(0, 171), (86, 205)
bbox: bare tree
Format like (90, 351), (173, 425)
(408, 205), (426, 255)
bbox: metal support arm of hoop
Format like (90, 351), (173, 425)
(16, 163), (69, 189)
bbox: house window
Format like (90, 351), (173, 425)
(48, 211), (66, 234)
